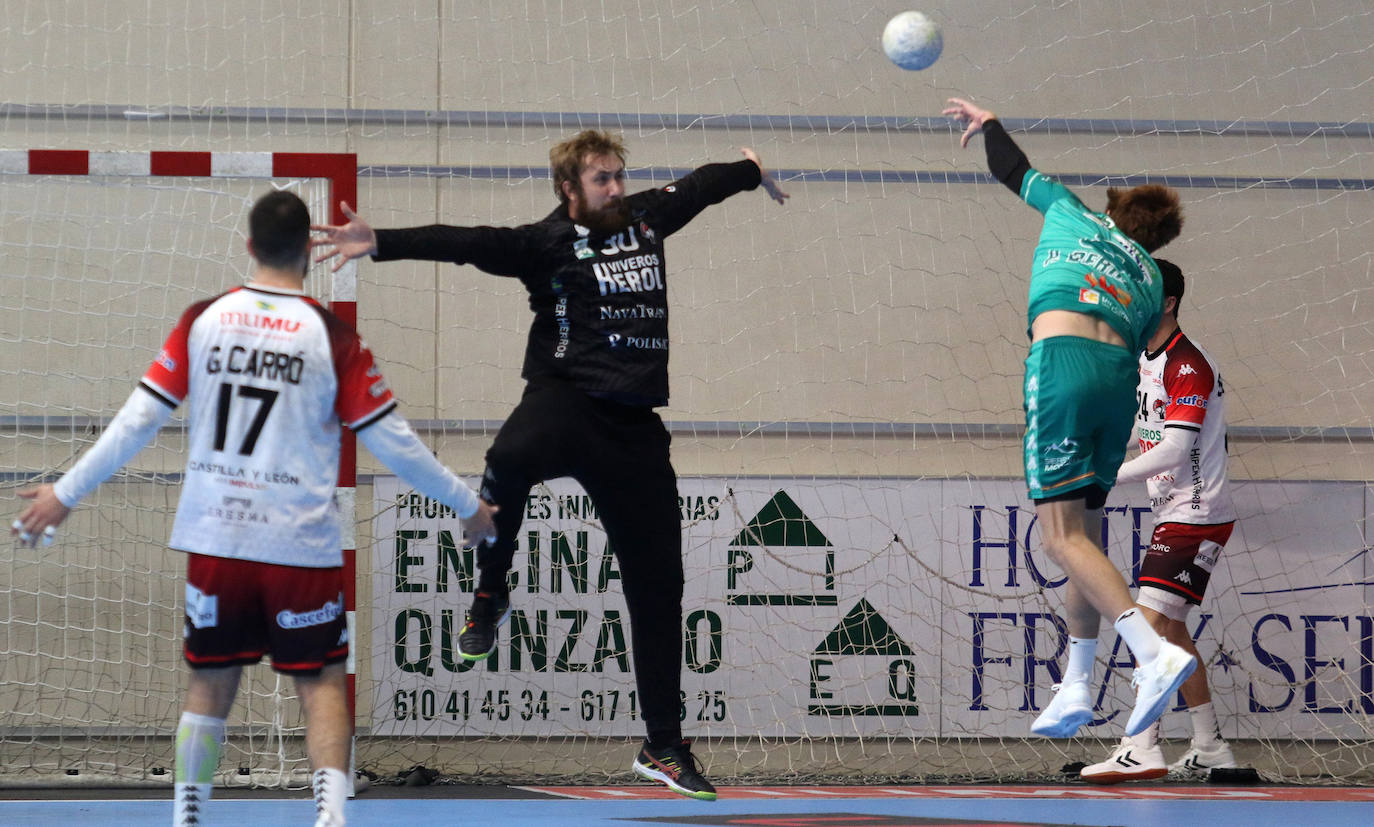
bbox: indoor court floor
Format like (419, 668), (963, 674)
(2, 783), (1372, 826)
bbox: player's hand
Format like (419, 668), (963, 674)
(310, 202), (378, 272)
(12, 484), (69, 547)
(740, 147), (790, 205)
(942, 98), (997, 148)
(461, 500), (499, 548)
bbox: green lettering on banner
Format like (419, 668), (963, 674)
(591, 610), (629, 672)
(510, 610), (549, 671)
(395, 530), (428, 593)
(726, 548), (753, 589)
(597, 543), (622, 592)
(394, 608), (433, 675)
(810, 659), (833, 698)
(555, 609), (589, 672)
(522, 531), (541, 594)
(685, 609), (723, 673)
(551, 530), (590, 593)
(437, 531), (473, 593)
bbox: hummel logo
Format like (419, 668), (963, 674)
(1114, 749), (1145, 767)
(1177, 363), (1197, 376)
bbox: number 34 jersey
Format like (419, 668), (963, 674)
(142, 284), (396, 567)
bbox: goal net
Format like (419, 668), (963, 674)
(2, 0), (1372, 791)
(0, 151), (355, 787)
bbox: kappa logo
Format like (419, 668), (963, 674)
(1175, 570), (1193, 585)
(1177, 363), (1197, 376)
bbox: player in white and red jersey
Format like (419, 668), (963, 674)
(12, 191), (495, 827)
(1082, 260), (1241, 783)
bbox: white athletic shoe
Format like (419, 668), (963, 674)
(1081, 738), (1168, 783)
(1169, 741), (1237, 778)
(1030, 679), (1093, 738)
(1125, 640), (1196, 736)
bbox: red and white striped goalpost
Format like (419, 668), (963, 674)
(2, 149), (361, 788)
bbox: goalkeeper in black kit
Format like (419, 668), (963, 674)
(315, 130), (788, 800)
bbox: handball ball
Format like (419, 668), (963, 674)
(882, 11), (943, 71)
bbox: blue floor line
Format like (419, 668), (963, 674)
(3, 795), (1372, 827)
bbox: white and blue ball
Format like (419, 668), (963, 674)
(882, 11), (943, 71)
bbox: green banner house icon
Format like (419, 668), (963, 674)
(808, 598), (920, 717)
(726, 490), (837, 607)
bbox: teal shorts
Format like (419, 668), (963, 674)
(1022, 336), (1138, 501)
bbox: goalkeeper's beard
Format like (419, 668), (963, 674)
(576, 198), (631, 235)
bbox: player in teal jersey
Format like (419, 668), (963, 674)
(944, 97), (1195, 743)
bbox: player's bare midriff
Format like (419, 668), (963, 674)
(1030, 309), (1128, 349)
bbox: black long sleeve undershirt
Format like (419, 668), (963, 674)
(982, 119), (1032, 195)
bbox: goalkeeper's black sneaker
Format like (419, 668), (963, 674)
(631, 739), (718, 801)
(457, 590), (511, 661)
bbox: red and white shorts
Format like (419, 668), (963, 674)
(1136, 521), (1235, 622)
(183, 553), (348, 675)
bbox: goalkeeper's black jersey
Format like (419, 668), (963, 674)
(373, 159), (761, 407)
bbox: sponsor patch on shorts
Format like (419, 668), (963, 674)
(276, 593), (344, 629)
(185, 583), (218, 629)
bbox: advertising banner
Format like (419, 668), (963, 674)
(370, 477), (1372, 740)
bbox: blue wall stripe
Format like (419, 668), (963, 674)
(5, 103), (1372, 139)
(359, 164), (1374, 191)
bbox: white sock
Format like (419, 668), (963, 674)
(313, 767), (349, 827)
(1113, 608), (1162, 663)
(1064, 636), (1097, 683)
(174, 782), (212, 827)
(174, 711), (224, 826)
(1189, 702), (1223, 747)
(1126, 719), (1160, 749)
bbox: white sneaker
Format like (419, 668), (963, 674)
(1169, 741), (1237, 777)
(1030, 679), (1093, 738)
(1125, 640), (1196, 736)
(1081, 738), (1168, 783)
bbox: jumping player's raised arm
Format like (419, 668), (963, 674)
(944, 97), (1089, 218)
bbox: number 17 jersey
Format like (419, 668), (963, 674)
(141, 284), (396, 567)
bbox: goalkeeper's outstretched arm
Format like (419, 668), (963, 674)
(11, 385), (173, 546)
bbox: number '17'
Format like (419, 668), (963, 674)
(213, 382), (279, 455)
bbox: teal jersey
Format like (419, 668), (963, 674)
(1019, 169), (1163, 354)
